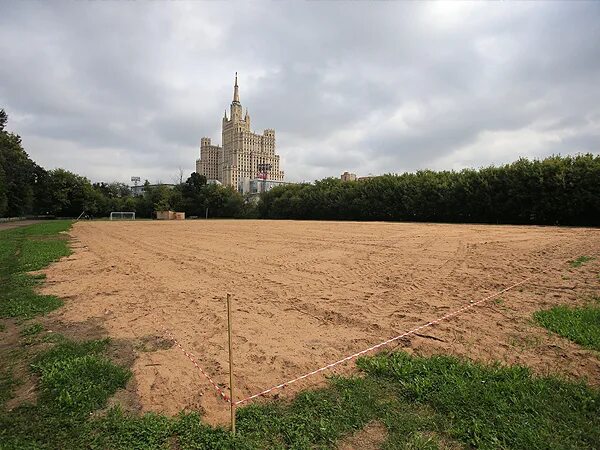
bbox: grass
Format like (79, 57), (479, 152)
(32, 339), (131, 416)
(0, 221), (71, 319)
(569, 255), (595, 268)
(0, 371), (16, 408)
(1, 221), (599, 449)
(534, 296), (600, 352)
(359, 353), (600, 449)
(20, 323), (43, 336)
(0, 337), (132, 449)
(3, 348), (599, 449)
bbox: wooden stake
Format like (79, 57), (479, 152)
(226, 293), (236, 435)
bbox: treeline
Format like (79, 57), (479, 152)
(3, 107), (599, 225)
(259, 154), (600, 226)
(0, 109), (252, 219)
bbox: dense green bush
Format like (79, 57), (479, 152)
(259, 154), (600, 226)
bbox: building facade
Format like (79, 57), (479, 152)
(340, 171), (357, 182)
(196, 74), (285, 194)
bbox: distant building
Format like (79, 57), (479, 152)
(341, 171), (357, 182)
(239, 178), (286, 195)
(130, 183), (176, 197)
(196, 73), (285, 195)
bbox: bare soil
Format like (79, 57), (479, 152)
(337, 421), (387, 450)
(0, 220), (45, 231)
(41, 220), (600, 424)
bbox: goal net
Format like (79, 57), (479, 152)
(110, 211), (136, 220)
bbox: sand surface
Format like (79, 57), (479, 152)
(42, 220), (600, 424)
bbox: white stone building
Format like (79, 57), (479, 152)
(196, 74), (285, 194)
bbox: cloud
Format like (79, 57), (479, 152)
(1, 1), (598, 184)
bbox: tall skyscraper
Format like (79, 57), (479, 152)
(196, 74), (284, 194)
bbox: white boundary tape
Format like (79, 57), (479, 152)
(234, 276), (532, 405)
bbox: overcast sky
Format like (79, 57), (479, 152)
(1, 1), (599, 184)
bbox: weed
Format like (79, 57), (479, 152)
(569, 255), (595, 268)
(508, 334), (542, 351)
(534, 300), (600, 352)
(21, 323), (43, 336)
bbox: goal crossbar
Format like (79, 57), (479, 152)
(110, 211), (136, 220)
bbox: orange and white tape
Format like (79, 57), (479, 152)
(234, 276), (532, 405)
(165, 329), (231, 403)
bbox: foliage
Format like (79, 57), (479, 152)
(259, 154), (600, 226)
(20, 323), (44, 336)
(43, 168), (97, 217)
(0, 108), (41, 217)
(569, 255), (595, 268)
(4, 106), (599, 224)
(534, 296), (600, 352)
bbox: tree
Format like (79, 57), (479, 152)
(0, 109), (7, 132)
(0, 109), (41, 216)
(45, 169), (97, 217)
(258, 155), (600, 226)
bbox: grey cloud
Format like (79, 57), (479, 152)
(0, 1), (599, 184)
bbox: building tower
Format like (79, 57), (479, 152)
(196, 73), (285, 194)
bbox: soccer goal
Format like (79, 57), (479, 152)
(110, 211), (136, 220)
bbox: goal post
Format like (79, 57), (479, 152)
(109, 212), (136, 221)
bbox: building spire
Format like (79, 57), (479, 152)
(233, 72), (240, 104)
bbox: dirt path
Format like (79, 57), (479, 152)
(41, 220), (600, 424)
(0, 220), (45, 231)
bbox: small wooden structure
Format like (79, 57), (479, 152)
(155, 211), (185, 220)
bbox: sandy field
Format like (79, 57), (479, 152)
(42, 220), (600, 424)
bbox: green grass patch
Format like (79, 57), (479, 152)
(0, 337), (131, 449)
(19, 238), (71, 272)
(359, 352), (600, 449)
(31, 338), (131, 417)
(569, 255), (595, 268)
(0, 220), (72, 319)
(2, 349), (599, 449)
(0, 370), (17, 408)
(20, 323), (43, 337)
(534, 297), (600, 352)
